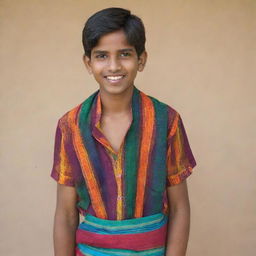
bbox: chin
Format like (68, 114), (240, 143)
(100, 83), (133, 95)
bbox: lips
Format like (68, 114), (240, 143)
(104, 75), (125, 83)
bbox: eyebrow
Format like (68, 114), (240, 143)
(92, 48), (135, 55)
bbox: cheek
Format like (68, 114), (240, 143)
(124, 61), (139, 74)
(90, 61), (106, 74)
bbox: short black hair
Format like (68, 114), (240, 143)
(82, 7), (146, 58)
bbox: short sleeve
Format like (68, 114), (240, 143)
(166, 112), (197, 186)
(50, 118), (80, 186)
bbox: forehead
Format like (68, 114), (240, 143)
(92, 30), (135, 52)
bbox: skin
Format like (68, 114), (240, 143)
(53, 184), (78, 256)
(53, 29), (190, 256)
(166, 180), (191, 256)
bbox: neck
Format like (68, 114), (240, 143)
(99, 86), (134, 116)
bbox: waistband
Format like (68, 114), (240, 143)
(80, 212), (167, 234)
(76, 213), (168, 254)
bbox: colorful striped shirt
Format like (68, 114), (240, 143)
(51, 86), (196, 220)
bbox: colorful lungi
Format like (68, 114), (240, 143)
(76, 212), (168, 256)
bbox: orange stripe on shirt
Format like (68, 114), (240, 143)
(68, 107), (107, 219)
(58, 130), (72, 184)
(135, 92), (155, 218)
(168, 113), (179, 139)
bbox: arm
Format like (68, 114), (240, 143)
(165, 180), (190, 256)
(53, 183), (79, 256)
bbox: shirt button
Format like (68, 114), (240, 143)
(117, 196), (123, 200)
(116, 174), (122, 178)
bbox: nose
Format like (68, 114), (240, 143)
(108, 56), (121, 73)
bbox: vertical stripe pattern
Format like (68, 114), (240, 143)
(134, 92), (155, 218)
(69, 105), (108, 219)
(51, 85), (197, 220)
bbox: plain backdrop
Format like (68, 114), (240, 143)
(0, 0), (255, 255)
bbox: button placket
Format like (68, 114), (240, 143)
(114, 146), (124, 220)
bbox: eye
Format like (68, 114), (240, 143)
(95, 54), (107, 59)
(120, 52), (131, 57)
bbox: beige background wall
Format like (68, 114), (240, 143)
(0, 0), (255, 255)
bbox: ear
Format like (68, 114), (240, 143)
(138, 51), (147, 72)
(82, 54), (92, 74)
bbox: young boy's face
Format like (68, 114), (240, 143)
(83, 29), (147, 96)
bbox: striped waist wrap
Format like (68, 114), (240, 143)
(76, 212), (168, 256)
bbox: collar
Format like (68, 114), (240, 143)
(90, 86), (138, 155)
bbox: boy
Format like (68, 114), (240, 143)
(51, 7), (196, 256)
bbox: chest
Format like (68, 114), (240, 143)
(100, 114), (132, 153)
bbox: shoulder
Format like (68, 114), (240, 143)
(144, 92), (180, 130)
(57, 90), (98, 128)
(57, 102), (83, 132)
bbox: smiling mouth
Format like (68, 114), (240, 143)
(104, 75), (125, 83)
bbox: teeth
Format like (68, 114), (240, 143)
(106, 76), (123, 80)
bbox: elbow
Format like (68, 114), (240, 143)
(169, 199), (190, 218)
(54, 207), (79, 228)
